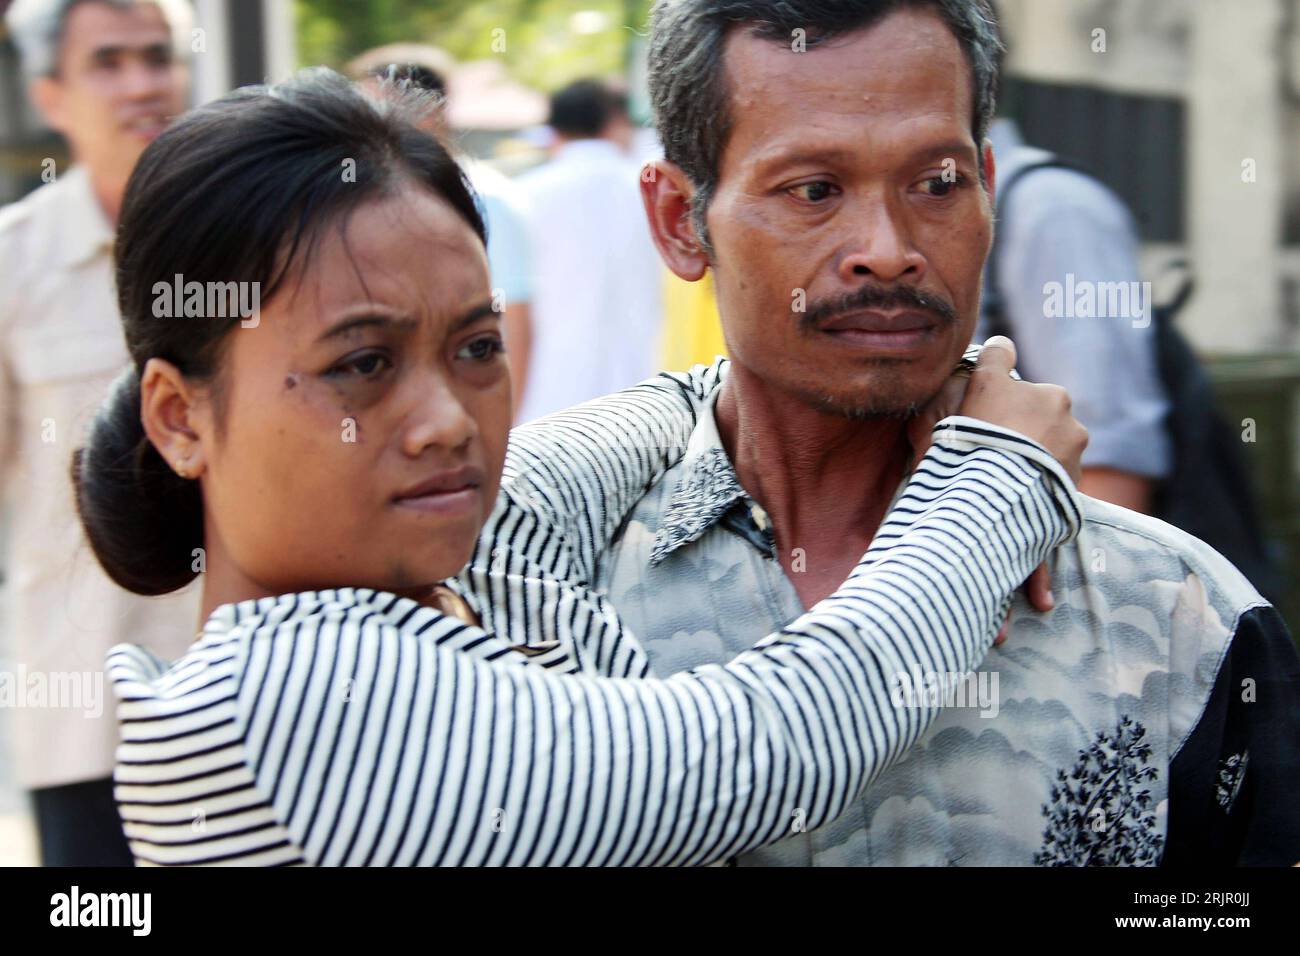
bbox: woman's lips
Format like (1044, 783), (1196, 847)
(392, 486), (479, 516)
(392, 467), (485, 516)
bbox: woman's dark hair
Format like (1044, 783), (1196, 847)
(73, 67), (486, 596)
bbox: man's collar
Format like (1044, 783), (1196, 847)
(650, 378), (754, 565)
(53, 166), (115, 269)
(647, 354), (941, 567)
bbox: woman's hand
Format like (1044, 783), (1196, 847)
(907, 336), (1088, 643)
(955, 336), (1088, 482)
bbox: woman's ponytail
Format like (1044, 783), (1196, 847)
(72, 369), (203, 596)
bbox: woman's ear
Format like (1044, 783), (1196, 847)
(140, 357), (207, 480)
(639, 159), (711, 282)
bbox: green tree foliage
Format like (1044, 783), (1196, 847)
(295, 0), (653, 92)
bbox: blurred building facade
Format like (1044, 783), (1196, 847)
(1002, 0), (1300, 629)
(1001, 0), (1298, 352)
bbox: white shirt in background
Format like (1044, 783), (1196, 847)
(0, 166), (199, 790)
(516, 138), (663, 422)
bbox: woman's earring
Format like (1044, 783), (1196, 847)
(175, 460), (191, 480)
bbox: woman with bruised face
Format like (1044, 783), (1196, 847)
(72, 69), (1087, 866)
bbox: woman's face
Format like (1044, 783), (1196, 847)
(191, 184), (508, 600)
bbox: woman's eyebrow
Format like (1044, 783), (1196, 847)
(316, 314), (417, 342)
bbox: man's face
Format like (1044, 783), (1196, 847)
(706, 8), (993, 418)
(32, 1), (188, 188)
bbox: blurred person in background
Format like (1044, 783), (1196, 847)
(516, 78), (663, 422)
(348, 44), (535, 421)
(0, 0), (197, 865)
(977, 8), (1170, 514)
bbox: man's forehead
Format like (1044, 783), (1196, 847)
(721, 8), (973, 131)
(62, 1), (172, 55)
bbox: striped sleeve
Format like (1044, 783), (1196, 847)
(110, 420), (1081, 866)
(484, 365), (721, 587)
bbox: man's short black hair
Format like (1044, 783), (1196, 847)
(368, 62), (447, 100)
(548, 78), (627, 138)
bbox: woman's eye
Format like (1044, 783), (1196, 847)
(457, 336), (505, 363)
(327, 350), (392, 379)
(920, 173), (967, 198)
(788, 181), (838, 203)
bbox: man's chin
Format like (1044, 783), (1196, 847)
(795, 368), (943, 422)
(808, 392), (923, 421)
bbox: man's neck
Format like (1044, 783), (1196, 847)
(86, 167), (125, 225)
(714, 362), (911, 607)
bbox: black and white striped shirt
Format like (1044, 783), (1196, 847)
(108, 365), (1081, 866)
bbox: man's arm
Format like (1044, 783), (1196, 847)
(996, 169), (1171, 512)
(1078, 466), (1152, 513)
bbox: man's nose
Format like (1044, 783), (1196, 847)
(401, 375), (478, 458)
(122, 58), (172, 100)
(837, 194), (927, 285)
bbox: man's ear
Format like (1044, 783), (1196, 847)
(639, 158), (710, 282)
(140, 358), (209, 480)
(29, 77), (68, 135)
(981, 138), (997, 210)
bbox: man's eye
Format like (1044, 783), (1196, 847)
(921, 174), (967, 197)
(457, 336), (505, 362)
(327, 350), (392, 379)
(788, 181), (838, 203)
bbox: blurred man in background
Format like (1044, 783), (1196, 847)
(976, 7), (1171, 514)
(0, 0), (197, 865)
(348, 44), (535, 419)
(516, 78), (663, 422)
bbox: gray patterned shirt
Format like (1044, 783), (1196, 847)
(596, 361), (1300, 866)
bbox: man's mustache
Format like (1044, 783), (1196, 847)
(800, 284), (958, 332)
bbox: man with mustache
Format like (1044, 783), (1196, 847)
(471, 0), (1300, 865)
(0, 0), (196, 864)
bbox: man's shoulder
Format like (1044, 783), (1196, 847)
(1000, 149), (1131, 231)
(506, 363), (723, 461)
(0, 172), (83, 276)
(497, 363), (725, 536)
(0, 169), (81, 233)
(1074, 495), (1267, 631)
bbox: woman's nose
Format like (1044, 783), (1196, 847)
(401, 376), (477, 457)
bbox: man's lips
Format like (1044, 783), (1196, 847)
(817, 309), (941, 350)
(122, 115), (169, 139)
(818, 309), (938, 334)
(392, 466), (485, 515)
